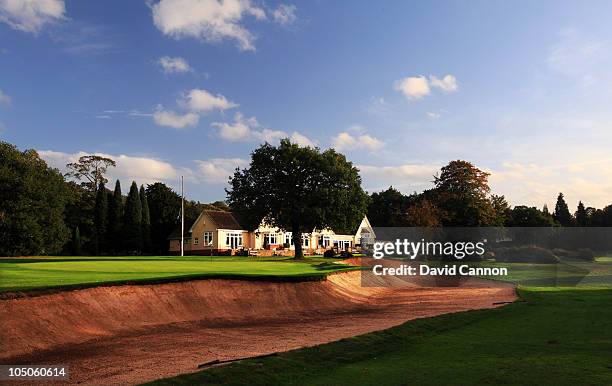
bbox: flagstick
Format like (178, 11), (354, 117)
(181, 175), (184, 257)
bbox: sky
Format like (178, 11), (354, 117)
(1, 0), (612, 210)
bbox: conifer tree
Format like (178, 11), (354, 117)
(140, 185), (152, 253)
(575, 201), (588, 226)
(108, 180), (123, 253)
(73, 226), (82, 255)
(93, 181), (108, 254)
(553, 193), (573, 226)
(123, 181), (142, 253)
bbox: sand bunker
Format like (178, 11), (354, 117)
(0, 264), (515, 385)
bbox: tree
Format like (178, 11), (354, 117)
(123, 181), (142, 253)
(107, 180), (123, 253)
(93, 181), (108, 254)
(227, 139), (370, 259)
(432, 160), (495, 226)
(65, 155), (116, 192)
(506, 206), (556, 227)
(0, 142), (70, 256)
(404, 198), (442, 227)
(575, 201), (588, 227)
(72, 226), (82, 255)
(367, 187), (410, 226)
(490, 194), (510, 226)
(146, 182), (181, 254)
(553, 193), (573, 226)
(140, 185), (152, 253)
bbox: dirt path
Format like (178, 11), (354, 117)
(0, 269), (515, 385)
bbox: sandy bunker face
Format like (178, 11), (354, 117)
(0, 266), (515, 385)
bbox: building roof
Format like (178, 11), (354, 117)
(205, 210), (244, 229)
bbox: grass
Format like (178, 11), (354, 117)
(147, 258), (612, 386)
(0, 255), (353, 293)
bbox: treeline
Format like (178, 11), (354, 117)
(0, 141), (228, 256)
(367, 160), (612, 228)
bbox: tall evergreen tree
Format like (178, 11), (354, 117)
(72, 226), (82, 255)
(108, 180), (123, 254)
(575, 201), (588, 226)
(123, 181), (142, 253)
(553, 193), (573, 226)
(146, 182), (181, 254)
(93, 181), (108, 254)
(140, 185), (152, 253)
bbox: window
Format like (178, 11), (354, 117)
(193, 238), (199, 245)
(320, 235), (331, 247)
(266, 233), (278, 245)
(226, 232), (243, 249)
(302, 234), (310, 247)
(333, 240), (351, 250)
(284, 232), (294, 246)
(203, 231), (213, 246)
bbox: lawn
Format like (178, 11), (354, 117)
(148, 258), (612, 386)
(0, 255), (353, 293)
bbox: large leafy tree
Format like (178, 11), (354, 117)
(553, 192), (574, 226)
(367, 187), (410, 226)
(227, 139), (370, 259)
(0, 142), (70, 255)
(65, 155), (116, 192)
(146, 182), (181, 254)
(123, 181), (142, 253)
(432, 160), (495, 226)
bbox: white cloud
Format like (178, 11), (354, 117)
(394, 74), (458, 100)
(290, 131), (315, 147)
(394, 76), (430, 100)
(151, 0), (266, 51)
(429, 74), (458, 92)
(426, 111), (440, 119)
(357, 163), (440, 193)
(272, 4), (296, 25)
(0, 0), (64, 34)
(38, 150), (190, 186)
(153, 109), (199, 129)
(0, 89), (10, 105)
(158, 56), (192, 73)
(212, 112), (315, 145)
(195, 157), (248, 183)
(182, 88), (238, 112)
(332, 131), (384, 152)
(212, 112), (257, 140)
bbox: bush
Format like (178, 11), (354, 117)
(323, 249), (337, 258)
(340, 251), (353, 258)
(494, 245), (559, 264)
(552, 248), (595, 262)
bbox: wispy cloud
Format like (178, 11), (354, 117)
(157, 56), (192, 74)
(394, 74), (458, 100)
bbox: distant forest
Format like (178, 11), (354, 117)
(1, 140), (611, 256)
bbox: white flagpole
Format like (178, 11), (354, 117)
(181, 175), (184, 257)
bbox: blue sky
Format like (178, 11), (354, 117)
(1, 0), (612, 209)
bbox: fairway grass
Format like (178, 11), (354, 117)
(0, 256), (353, 293)
(148, 286), (612, 386)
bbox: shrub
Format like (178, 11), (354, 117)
(340, 251), (353, 258)
(494, 245), (559, 264)
(323, 249), (337, 258)
(553, 248), (595, 262)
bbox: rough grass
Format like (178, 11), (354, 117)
(0, 255), (353, 293)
